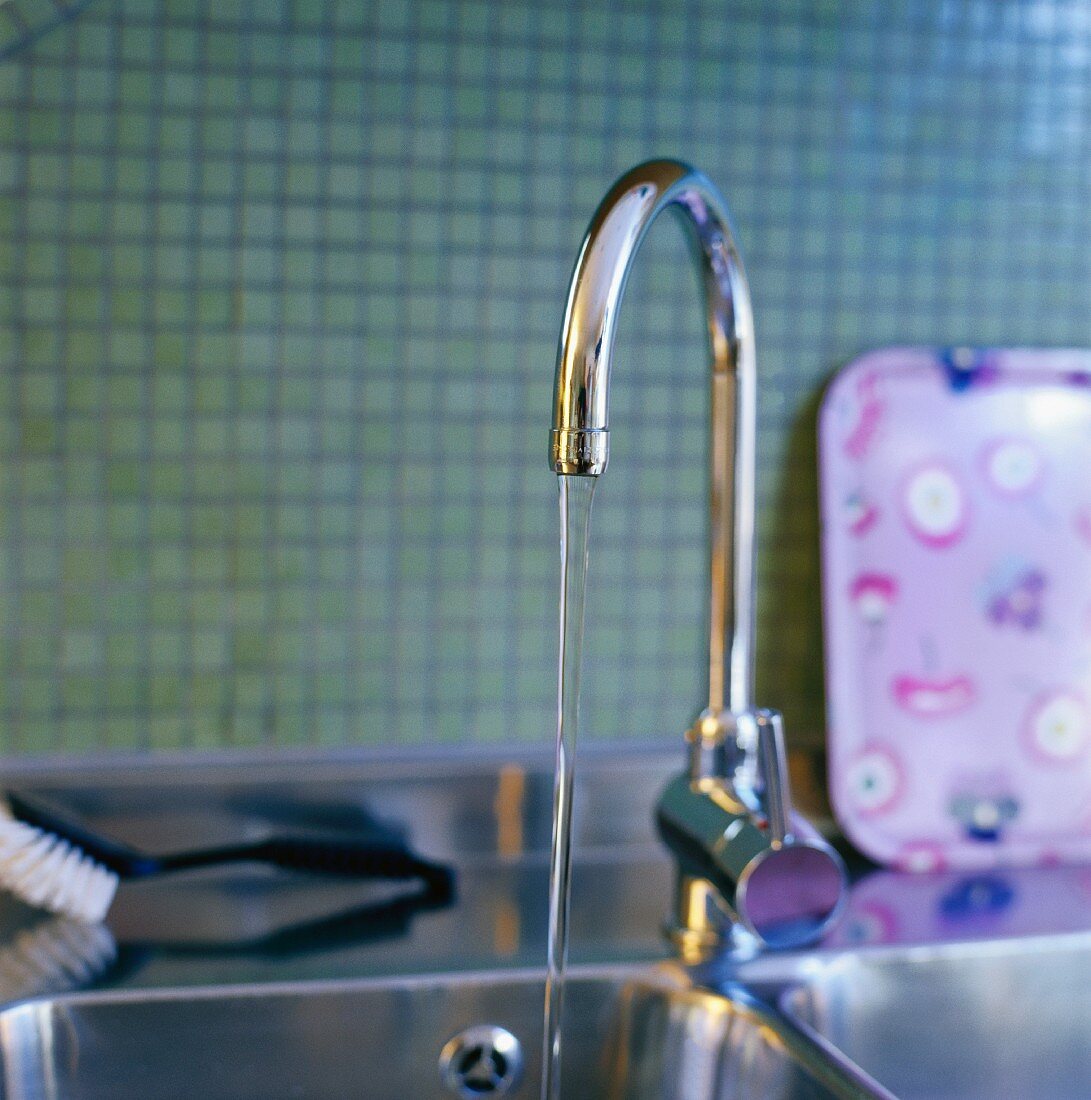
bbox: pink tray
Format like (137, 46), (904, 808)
(820, 346), (1091, 871)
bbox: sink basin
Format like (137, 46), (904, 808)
(738, 930), (1091, 1100)
(15, 751), (1088, 1099)
(0, 964), (860, 1099)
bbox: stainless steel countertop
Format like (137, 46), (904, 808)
(0, 746), (680, 993)
(3, 743), (1088, 1000)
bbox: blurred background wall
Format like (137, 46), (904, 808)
(2, 0), (1090, 758)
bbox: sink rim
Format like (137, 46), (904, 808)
(0, 960), (649, 1012)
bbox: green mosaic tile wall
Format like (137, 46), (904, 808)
(4, 0), (1091, 757)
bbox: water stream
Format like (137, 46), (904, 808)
(541, 473), (596, 1100)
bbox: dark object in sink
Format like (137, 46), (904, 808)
(7, 788), (454, 912)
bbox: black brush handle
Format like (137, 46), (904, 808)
(158, 837), (454, 897)
(8, 791), (455, 898)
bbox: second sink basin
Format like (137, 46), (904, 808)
(740, 929), (1091, 1100)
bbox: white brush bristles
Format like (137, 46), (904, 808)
(0, 804), (119, 923)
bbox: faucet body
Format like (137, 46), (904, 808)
(551, 160), (845, 955)
(551, 160), (755, 718)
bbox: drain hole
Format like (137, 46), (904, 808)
(440, 1025), (524, 1098)
(456, 1045), (508, 1092)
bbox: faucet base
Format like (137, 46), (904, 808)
(664, 875), (727, 964)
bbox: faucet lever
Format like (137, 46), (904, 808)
(755, 710), (791, 844)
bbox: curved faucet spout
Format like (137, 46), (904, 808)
(551, 161), (845, 954)
(550, 159), (756, 717)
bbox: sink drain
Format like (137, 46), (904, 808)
(439, 1025), (524, 1097)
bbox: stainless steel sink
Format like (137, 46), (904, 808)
(0, 964), (864, 1100)
(735, 928), (1091, 1100)
(12, 930), (1091, 1100)
(8, 752), (1091, 1099)
(0, 751), (872, 1099)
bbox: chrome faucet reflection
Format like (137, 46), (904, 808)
(550, 159), (846, 957)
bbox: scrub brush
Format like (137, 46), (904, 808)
(0, 791), (454, 924)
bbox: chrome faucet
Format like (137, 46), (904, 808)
(551, 159), (846, 958)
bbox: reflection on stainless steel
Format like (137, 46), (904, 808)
(0, 752), (675, 994)
(826, 864), (1091, 951)
(0, 965), (869, 1099)
(603, 965), (866, 1100)
(33, 911), (1069, 1100)
(731, 929), (1091, 1100)
(549, 159), (845, 952)
(7, 754), (1091, 1096)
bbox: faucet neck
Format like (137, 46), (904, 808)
(550, 159), (756, 717)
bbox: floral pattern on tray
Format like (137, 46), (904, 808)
(820, 346), (1091, 870)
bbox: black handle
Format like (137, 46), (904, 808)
(159, 836), (455, 898)
(8, 790), (456, 901)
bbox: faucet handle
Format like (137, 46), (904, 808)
(705, 707), (791, 841)
(752, 709), (791, 843)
